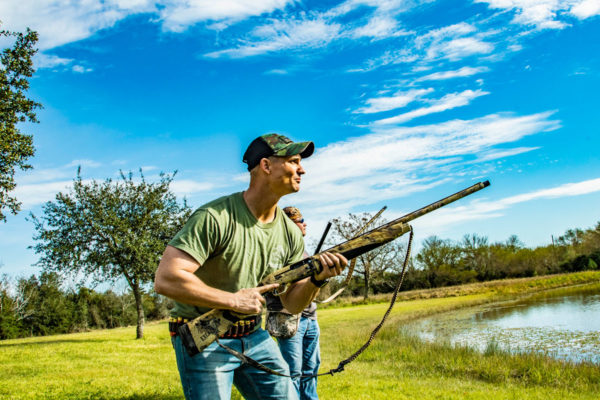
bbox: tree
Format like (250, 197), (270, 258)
(31, 169), (191, 338)
(0, 27), (42, 222)
(415, 236), (466, 287)
(329, 212), (406, 299)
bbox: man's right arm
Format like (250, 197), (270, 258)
(154, 245), (278, 315)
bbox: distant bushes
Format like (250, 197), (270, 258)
(327, 222), (600, 297)
(0, 272), (171, 340)
(2, 222), (599, 340)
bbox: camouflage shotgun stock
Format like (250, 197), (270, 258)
(178, 180), (490, 356)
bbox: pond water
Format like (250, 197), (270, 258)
(403, 284), (600, 364)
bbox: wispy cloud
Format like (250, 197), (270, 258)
(353, 88), (434, 114)
(0, 1), (157, 50)
(295, 111), (560, 213)
(159, 0), (295, 32)
(416, 66), (490, 81)
(350, 15), (408, 39)
(373, 89), (490, 125)
(13, 181), (74, 209)
(205, 16), (342, 58)
(473, 147), (540, 162)
(34, 53), (73, 69)
(351, 22), (496, 73)
(413, 177), (600, 237)
(1, 1), (297, 50)
(170, 180), (216, 198)
(477, 0), (600, 30)
(418, 23), (495, 61)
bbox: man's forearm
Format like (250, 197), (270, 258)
(155, 269), (238, 311)
(280, 277), (320, 314)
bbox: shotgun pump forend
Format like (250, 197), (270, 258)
(177, 180), (490, 356)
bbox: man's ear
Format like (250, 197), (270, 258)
(259, 158), (271, 174)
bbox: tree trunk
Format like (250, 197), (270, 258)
(133, 285), (145, 339)
(363, 262), (370, 300)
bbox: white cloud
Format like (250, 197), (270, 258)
(13, 180), (74, 209)
(413, 177), (600, 236)
(159, 0), (295, 32)
(374, 89), (490, 125)
(205, 16), (341, 58)
(351, 15), (405, 39)
(477, 0), (600, 29)
(416, 66), (490, 81)
(72, 65), (94, 74)
(67, 159), (102, 168)
(0, 0), (293, 51)
(264, 69), (290, 75)
(353, 22), (495, 72)
(347, 49), (419, 72)
(294, 111), (560, 213)
(353, 88), (434, 114)
(327, 0), (428, 18)
(474, 147), (540, 162)
(170, 180), (216, 197)
(419, 23), (495, 61)
(0, 1), (156, 50)
(571, 0), (600, 19)
(34, 53), (73, 69)
(12, 160), (220, 210)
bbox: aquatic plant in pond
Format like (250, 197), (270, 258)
(404, 284), (600, 364)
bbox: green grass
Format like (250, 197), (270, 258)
(2, 271), (599, 399)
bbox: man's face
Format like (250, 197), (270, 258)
(268, 154), (305, 195)
(294, 219), (307, 236)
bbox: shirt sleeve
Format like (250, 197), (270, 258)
(168, 208), (221, 266)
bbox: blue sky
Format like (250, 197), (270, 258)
(1, 0), (600, 280)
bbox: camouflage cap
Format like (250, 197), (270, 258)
(282, 206), (303, 222)
(243, 133), (314, 171)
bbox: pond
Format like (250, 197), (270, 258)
(403, 283), (600, 364)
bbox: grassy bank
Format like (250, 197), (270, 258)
(316, 271), (600, 400)
(1, 271), (599, 399)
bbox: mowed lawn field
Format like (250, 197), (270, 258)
(2, 272), (599, 400)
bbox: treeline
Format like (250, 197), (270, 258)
(0, 272), (170, 340)
(2, 222), (599, 339)
(327, 222), (600, 298)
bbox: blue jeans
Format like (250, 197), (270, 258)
(277, 317), (321, 400)
(172, 328), (298, 400)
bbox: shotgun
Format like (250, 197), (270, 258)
(178, 180), (490, 355)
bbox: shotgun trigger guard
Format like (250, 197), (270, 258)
(272, 283), (289, 296)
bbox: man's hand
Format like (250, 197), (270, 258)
(230, 283), (279, 314)
(314, 252), (348, 281)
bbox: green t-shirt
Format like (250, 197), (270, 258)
(168, 192), (305, 319)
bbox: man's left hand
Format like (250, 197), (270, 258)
(314, 252), (348, 281)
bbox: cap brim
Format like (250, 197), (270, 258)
(274, 141), (314, 159)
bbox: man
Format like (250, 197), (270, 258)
(279, 206), (321, 400)
(154, 133), (348, 400)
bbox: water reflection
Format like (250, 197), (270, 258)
(404, 285), (600, 364)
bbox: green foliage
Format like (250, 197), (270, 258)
(0, 272), (172, 339)
(30, 169), (191, 338)
(0, 27), (42, 221)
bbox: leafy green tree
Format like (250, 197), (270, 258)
(31, 169), (191, 338)
(0, 27), (42, 221)
(415, 236), (465, 287)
